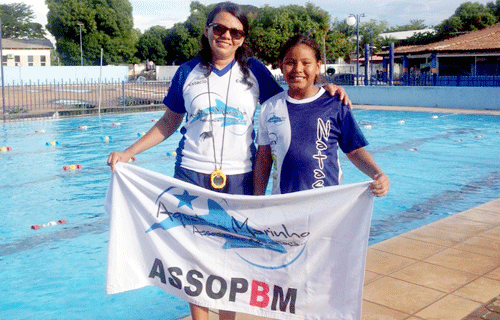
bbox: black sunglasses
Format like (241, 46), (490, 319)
(209, 23), (246, 40)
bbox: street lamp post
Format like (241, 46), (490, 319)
(77, 23), (83, 66)
(346, 13), (365, 86)
(369, 29), (374, 85)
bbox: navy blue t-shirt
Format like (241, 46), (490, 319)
(257, 88), (368, 194)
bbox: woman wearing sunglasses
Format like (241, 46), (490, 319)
(108, 2), (350, 319)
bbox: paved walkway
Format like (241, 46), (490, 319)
(363, 198), (500, 320)
(179, 198), (500, 320)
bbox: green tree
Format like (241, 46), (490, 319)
(247, 4), (330, 66)
(332, 18), (388, 60)
(0, 3), (46, 38)
(486, 0), (500, 19)
(136, 26), (168, 64)
(164, 22), (200, 65)
(360, 19), (389, 52)
(385, 20), (427, 33)
(46, 0), (137, 65)
(325, 30), (351, 62)
(397, 30), (440, 46)
(50, 49), (61, 65)
(435, 2), (497, 38)
(128, 28), (142, 64)
(134, 2), (210, 66)
(185, 1), (209, 36)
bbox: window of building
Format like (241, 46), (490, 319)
(15, 56), (20, 62)
(40, 55), (46, 66)
(2, 55), (7, 66)
(28, 55), (34, 66)
(476, 56), (500, 76)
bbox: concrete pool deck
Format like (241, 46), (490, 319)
(178, 198), (500, 320)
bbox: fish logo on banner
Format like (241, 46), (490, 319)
(107, 163), (373, 319)
(147, 187), (307, 269)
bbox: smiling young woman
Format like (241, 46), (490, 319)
(205, 11), (246, 69)
(280, 43), (322, 100)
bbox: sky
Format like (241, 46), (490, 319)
(1, 0), (495, 38)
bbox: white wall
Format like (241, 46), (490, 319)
(2, 49), (52, 67)
(344, 86), (500, 110)
(0, 65), (129, 85)
(156, 66), (179, 81)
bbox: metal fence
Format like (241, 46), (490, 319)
(0, 79), (171, 122)
(4, 74), (500, 122)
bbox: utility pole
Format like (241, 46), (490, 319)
(78, 23), (84, 66)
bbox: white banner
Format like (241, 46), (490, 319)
(105, 163), (374, 320)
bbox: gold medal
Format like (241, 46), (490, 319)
(207, 63), (233, 191)
(210, 169), (227, 189)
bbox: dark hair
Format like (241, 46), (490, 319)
(278, 34), (322, 63)
(278, 34), (323, 84)
(198, 2), (252, 86)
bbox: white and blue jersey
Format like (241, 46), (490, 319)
(257, 88), (368, 194)
(163, 57), (282, 175)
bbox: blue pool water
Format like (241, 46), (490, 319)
(1, 109), (499, 319)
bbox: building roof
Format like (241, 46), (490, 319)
(383, 23), (500, 55)
(1, 38), (54, 50)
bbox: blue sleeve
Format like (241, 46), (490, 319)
(338, 105), (369, 153)
(248, 58), (283, 103)
(163, 58), (200, 114)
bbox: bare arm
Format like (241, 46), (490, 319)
(107, 108), (184, 172)
(346, 147), (390, 197)
(253, 145), (272, 195)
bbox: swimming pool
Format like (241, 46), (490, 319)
(1, 109), (499, 319)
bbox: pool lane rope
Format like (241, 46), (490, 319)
(63, 164), (82, 171)
(100, 135), (114, 142)
(31, 219), (67, 230)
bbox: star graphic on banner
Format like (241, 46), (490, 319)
(175, 190), (197, 209)
(147, 191), (286, 253)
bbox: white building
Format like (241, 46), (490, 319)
(379, 28), (435, 40)
(1, 39), (54, 67)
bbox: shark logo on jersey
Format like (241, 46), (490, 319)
(267, 113), (286, 125)
(191, 99), (247, 127)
